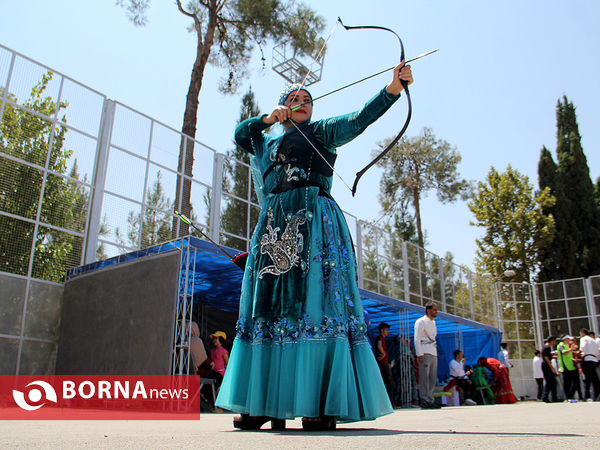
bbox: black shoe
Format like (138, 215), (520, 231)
(302, 416), (336, 431)
(233, 414), (286, 430)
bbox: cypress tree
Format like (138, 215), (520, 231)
(537, 146), (572, 281)
(555, 96), (600, 277)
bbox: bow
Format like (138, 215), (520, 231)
(337, 17), (413, 197)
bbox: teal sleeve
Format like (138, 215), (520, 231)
(313, 87), (401, 150)
(234, 115), (271, 154)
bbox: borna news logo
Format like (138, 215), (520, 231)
(12, 380), (58, 411)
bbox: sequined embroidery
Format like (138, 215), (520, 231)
(235, 314), (368, 346)
(258, 207), (306, 278)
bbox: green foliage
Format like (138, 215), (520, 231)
(116, 171), (173, 249)
(220, 88), (261, 250)
(537, 146), (576, 281)
(119, 0), (325, 93)
(376, 126), (472, 249)
(0, 73), (88, 281)
(468, 166), (555, 282)
(554, 96), (600, 277)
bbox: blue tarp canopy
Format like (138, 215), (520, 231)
(69, 236), (502, 381)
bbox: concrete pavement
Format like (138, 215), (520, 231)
(1, 401), (598, 449)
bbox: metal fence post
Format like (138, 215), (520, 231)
(468, 270), (475, 320)
(402, 241), (410, 304)
(209, 152), (225, 243)
(355, 220), (364, 289)
(493, 282), (502, 332)
(440, 259), (446, 313)
(585, 277), (599, 334)
(531, 282), (544, 350)
(84, 99), (115, 264)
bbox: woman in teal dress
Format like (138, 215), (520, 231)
(215, 62), (413, 430)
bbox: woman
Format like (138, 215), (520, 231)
(478, 357), (517, 404)
(215, 62), (413, 430)
(470, 362), (495, 405)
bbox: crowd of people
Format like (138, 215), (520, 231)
(533, 329), (600, 402)
(374, 302), (517, 409)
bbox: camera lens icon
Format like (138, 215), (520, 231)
(13, 381), (58, 411)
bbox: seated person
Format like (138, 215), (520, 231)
(189, 321), (207, 372)
(448, 349), (476, 404)
(470, 360), (495, 404)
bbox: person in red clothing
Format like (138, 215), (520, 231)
(375, 322), (394, 405)
(478, 357), (517, 403)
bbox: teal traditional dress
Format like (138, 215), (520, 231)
(215, 87), (399, 421)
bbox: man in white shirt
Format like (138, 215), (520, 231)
(497, 342), (513, 369)
(449, 349), (475, 405)
(415, 301), (439, 409)
(579, 328), (600, 401)
(532, 350), (544, 400)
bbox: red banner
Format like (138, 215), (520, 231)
(0, 376), (201, 420)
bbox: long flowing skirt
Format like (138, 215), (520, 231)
(215, 188), (393, 421)
(492, 367), (517, 404)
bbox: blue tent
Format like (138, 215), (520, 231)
(68, 236), (502, 382)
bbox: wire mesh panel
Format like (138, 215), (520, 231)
(536, 278), (594, 338)
(390, 308), (418, 408)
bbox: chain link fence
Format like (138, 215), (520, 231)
(2, 43), (600, 381)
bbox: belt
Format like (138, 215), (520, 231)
(271, 180), (333, 200)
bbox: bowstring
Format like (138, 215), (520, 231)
(288, 119), (354, 194)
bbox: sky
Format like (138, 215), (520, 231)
(1, 1), (599, 269)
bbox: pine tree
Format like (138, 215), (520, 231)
(555, 96), (600, 277)
(220, 88), (261, 250)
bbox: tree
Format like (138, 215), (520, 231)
(537, 146), (575, 281)
(0, 73), (88, 281)
(468, 166), (555, 282)
(554, 96), (600, 277)
(376, 127), (472, 249)
(116, 171), (173, 249)
(595, 176), (600, 211)
(220, 87), (261, 250)
(118, 0), (325, 236)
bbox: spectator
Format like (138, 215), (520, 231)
(579, 328), (600, 401)
(478, 357), (517, 403)
(375, 322), (394, 406)
(209, 331), (229, 377)
(497, 342), (513, 369)
(532, 350), (544, 401)
(449, 349), (476, 405)
(189, 321), (207, 372)
(557, 335), (578, 401)
(470, 361), (495, 404)
(414, 302), (440, 409)
(542, 336), (559, 402)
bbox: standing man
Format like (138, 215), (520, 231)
(375, 322), (394, 405)
(497, 342), (513, 370)
(542, 336), (559, 403)
(415, 302), (440, 409)
(557, 335), (578, 401)
(532, 350), (544, 401)
(579, 328), (600, 401)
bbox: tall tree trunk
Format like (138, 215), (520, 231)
(413, 187), (423, 249)
(172, 12), (217, 237)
